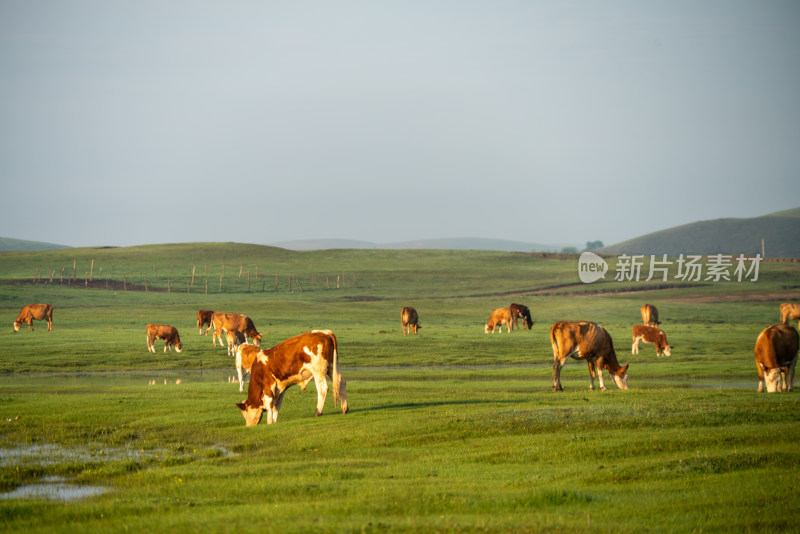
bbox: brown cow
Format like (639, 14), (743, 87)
(13, 303), (54, 332)
(145, 324), (183, 353)
(779, 303), (800, 326)
(485, 307), (513, 333)
(197, 310), (214, 335)
(640, 304), (660, 327)
(234, 343), (262, 392)
(632, 325), (673, 357)
(754, 323), (799, 393)
(226, 329), (246, 356)
(509, 303), (534, 330)
(550, 320), (629, 391)
(236, 330), (348, 425)
(401, 307), (420, 336)
(211, 312), (262, 347)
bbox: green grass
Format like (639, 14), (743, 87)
(1, 243), (799, 532)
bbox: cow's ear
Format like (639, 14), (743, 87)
(620, 364), (629, 374)
(236, 402), (246, 411)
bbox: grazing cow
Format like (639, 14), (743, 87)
(550, 320), (629, 391)
(640, 304), (660, 327)
(401, 307), (420, 336)
(779, 303), (800, 326)
(211, 312), (262, 347)
(754, 323), (799, 393)
(13, 303), (54, 332)
(509, 303), (534, 330)
(234, 343), (262, 392)
(197, 310), (214, 335)
(236, 330), (348, 426)
(145, 324), (183, 353)
(631, 325), (673, 357)
(485, 307), (513, 333)
(226, 329), (246, 356)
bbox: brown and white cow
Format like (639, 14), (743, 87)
(779, 303), (800, 326)
(485, 307), (513, 333)
(197, 309), (214, 335)
(550, 320), (629, 391)
(401, 307), (419, 336)
(640, 304), (660, 327)
(632, 325), (673, 357)
(145, 324), (183, 353)
(13, 303), (54, 332)
(236, 330), (348, 425)
(234, 343), (262, 392)
(754, 323), (799, 393)
(211, 312), (262, 347)
(226, 329), (246, 356)
(509, 303), (534, 330)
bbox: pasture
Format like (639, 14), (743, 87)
(0, 243), (798, 532)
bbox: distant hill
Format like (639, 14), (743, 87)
(271, 237), (578, 252)
(0, 237), (70, 252)
(598, 208), (800, 258)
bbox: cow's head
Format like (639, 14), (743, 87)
(763, 368), (783, 393)
(236, 400), (264, 426)
(174, 342), (183, 353)
(484, 323), (492, 334)
(253, 334), (262, 347)
(12, 321), (21, 332)
(611, 364), (629, 390)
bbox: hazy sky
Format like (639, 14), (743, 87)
(2, 1), (799, 248)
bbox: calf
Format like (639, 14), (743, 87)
(550, 320), (629, 391)
(234, 343), (262, 392)
(236, 330), (348, 425)
(640, 304), (660, 327)
(754, 323), (799, 393)
(632, 325), (673, 357)
(509, 303), (534, 330)
(197, 309), (214, 335)
(145, 324), (183, 353)
(226, 329), (246, 356)
(13, 303), (54, 332)
(485, 307), (513, 333)
(779, 303), (800, 326)
(401, 307), (420, 336)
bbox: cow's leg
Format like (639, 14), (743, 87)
(314, 373), (329, 417)
(586, 360), (597, 390)
(271, 391), (287, 423)
(632, 337), (639, 354)
(757, 363), (766, 392)
(787, 357), (797, 392)
(552, 356), (565, 392)
(595, 358), (607, 390)
(237, 363), (245, 392)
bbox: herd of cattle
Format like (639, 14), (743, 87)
(10, 300), (800, 425)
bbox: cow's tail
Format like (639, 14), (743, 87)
(549, 324), (559, 358)
(329, 331), (342, 409)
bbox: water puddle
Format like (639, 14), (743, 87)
(1, 476), (108, 501)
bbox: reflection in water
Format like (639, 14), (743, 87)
(1, 476), (108, 502)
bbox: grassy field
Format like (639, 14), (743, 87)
(0, 243), (799, 532)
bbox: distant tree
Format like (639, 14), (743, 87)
(584, 240), (604, 251)
(560, 246), (578, 254)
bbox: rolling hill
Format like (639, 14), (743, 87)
(0, 237), (70, 252)
(598, 208), (800, 258)
(270, 237), (578, 252)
